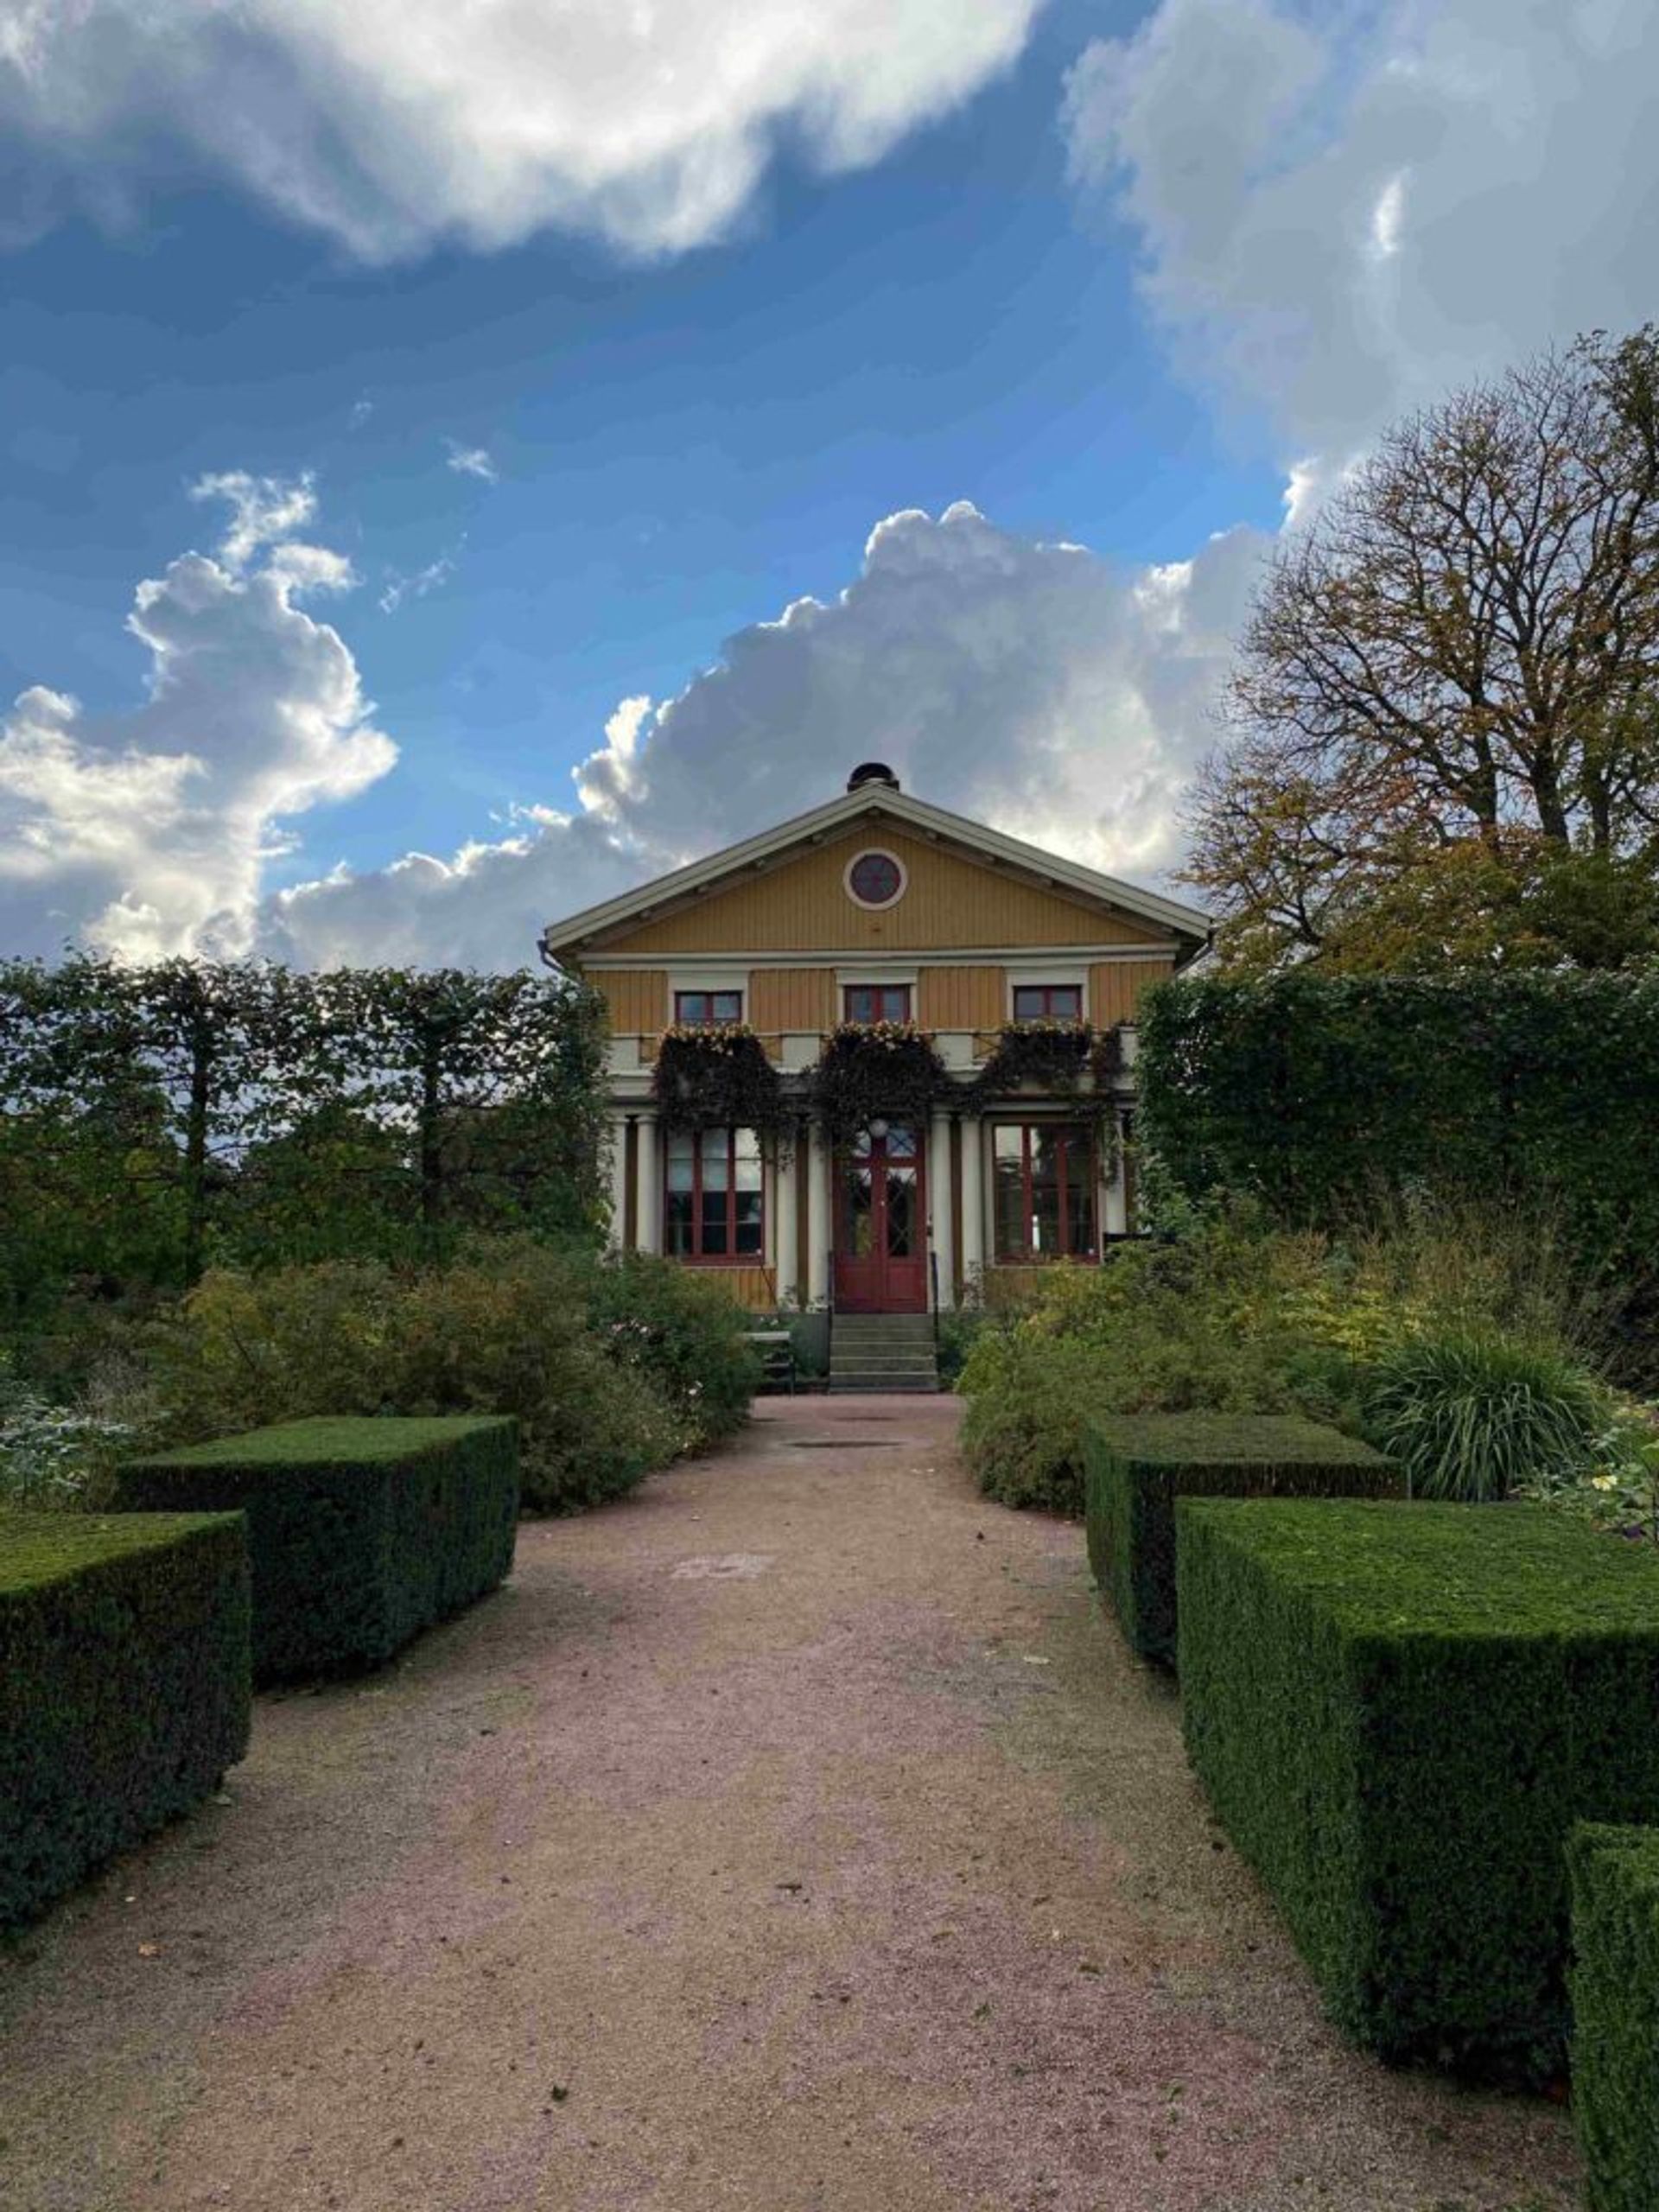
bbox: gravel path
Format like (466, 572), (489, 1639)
(2, 1395), (1578, 2212)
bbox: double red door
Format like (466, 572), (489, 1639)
(834, 1122), (927, 1313)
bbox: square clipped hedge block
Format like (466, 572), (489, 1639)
(1569, 1823), (1659, 2211)
(1, 1508), (251, 1928)
(112, 1415), (518, 1684)
(1083, 1413), (1400, 1668)
(1177, 1498), (1659, 2080)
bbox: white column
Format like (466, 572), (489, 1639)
(808, 1121), (833, 1308)
(774, 1135), (798, 1308)
(604, 1109), (628, 1252)
(636, 1114), (660, 1255)
(1103, 1113), (1128, 1240)
(959, 1117), (985, 1291)
(928, 1109), (955, 1310)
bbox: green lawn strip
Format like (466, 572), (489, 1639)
(1083, 1413), (1399, 1667)
(112, 1414), (518, 1683)
(1176, 1497), (1659, 2081)
(1, 1507), (251, 1927)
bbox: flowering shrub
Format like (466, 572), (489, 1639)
(0, 1390), (136, 1508)
(651, 1023), (790, 1142)
(811, 1021), (950, 1142)
(1520, 1408), (1659, 1545)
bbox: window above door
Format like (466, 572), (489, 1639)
(674, 988), (743, 1026)
(843, 982), (912, 1024)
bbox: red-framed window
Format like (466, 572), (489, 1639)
(843, 983), (912, 1024)
(992, 1122), (1096, 1262)
(1012, 983), (1083, 1021)
(674, 988), (743, 1026)
(664, 1126), (763, 1262)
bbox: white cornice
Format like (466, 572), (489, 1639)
(575, 944), (1180, 969)
(539, 785), (1211, 961)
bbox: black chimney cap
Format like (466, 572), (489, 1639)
(846, 761), (900, 792)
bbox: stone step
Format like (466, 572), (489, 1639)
(827, 1373), (940, 1394)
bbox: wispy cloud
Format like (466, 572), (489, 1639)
(445, 441), (499, 484)
(379, 550), (459, 614)
(349, 396), (374, 429)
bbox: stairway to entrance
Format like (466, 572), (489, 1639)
(828, 1313), (939, 1395)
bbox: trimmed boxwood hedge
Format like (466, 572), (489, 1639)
(112, 1415), (518, 1683)
(1, 1508), (251, 1927)
(1177, 1497), (1659, 2080)
(1569, 1823), (1659, 2211)
(1082, 1413), (1399, 1668)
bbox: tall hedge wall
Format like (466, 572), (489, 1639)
(1136, 971), (1659, 1272)
(1, 1509), (251, 1925)
(1569, 1823), (1659, 2212)
(1083, 1413), (1400, 1668)
(112, 1415), (518, 1682)
(1177, 1497), (1659, 2081)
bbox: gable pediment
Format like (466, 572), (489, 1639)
(542, 785), (1208, 964)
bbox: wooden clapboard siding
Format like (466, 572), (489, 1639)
(749, 967), (836, 1033)
(918, 965), (1003, 1031)
(1090, 957), (1175, 1025)
(593, 968), (668, 1036)
(601, 828), (1167, 955)
(685, 1264), (776, 1312)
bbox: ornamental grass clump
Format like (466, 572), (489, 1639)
(1364, 1329), (1613, 1501)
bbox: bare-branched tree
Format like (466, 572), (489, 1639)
(1188, 327), (1659, 966)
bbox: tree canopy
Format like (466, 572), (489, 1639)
(1187, 327), (1659, 969)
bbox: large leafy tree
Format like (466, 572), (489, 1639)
(1189, 327), (1659, 968)
(0, 960), (608, 1332)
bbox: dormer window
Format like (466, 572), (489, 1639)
(1012, 984), (1083, 1020)
(675, 989), (742, 1026)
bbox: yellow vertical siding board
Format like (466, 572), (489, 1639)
(918, 966), (1005, 1031)
(1089, 958), (1174, 1025)
(592, 969), (669, 1036)
(749, 968), (837, 1033)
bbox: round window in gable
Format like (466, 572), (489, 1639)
(846, 849), (906, 910)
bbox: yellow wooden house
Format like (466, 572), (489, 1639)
(540, 765), (1209, 1326)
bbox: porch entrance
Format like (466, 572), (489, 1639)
(834, 1122), (927, 1313)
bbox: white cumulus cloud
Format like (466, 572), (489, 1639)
(1065, 0), (1659, 489)
(1, 0), (1043, 261)
(444, 443), (499, 485)
(260, 502), (1267, 969)
(0, 476), (395, 960)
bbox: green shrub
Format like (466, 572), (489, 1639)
(579, 1249), (758, 1446)
(1364, 1330), (1614, 1501)
(958, 1229), (1306, 1513)
(1, 1508), (251, 1925)
(1136, 969), (1659, 1304)
(1083, 1414), (1400, 1667)
(149, 1245), (685, 1513)
(1177, 1498), (1659, 2079)
(1568, 1823), (1659, 2211)
(113, 1415), (518, 1682)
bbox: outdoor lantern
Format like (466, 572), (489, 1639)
(868, 1116), (890, 1141)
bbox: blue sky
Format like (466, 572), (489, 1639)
(2, 0), (1655, 965)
